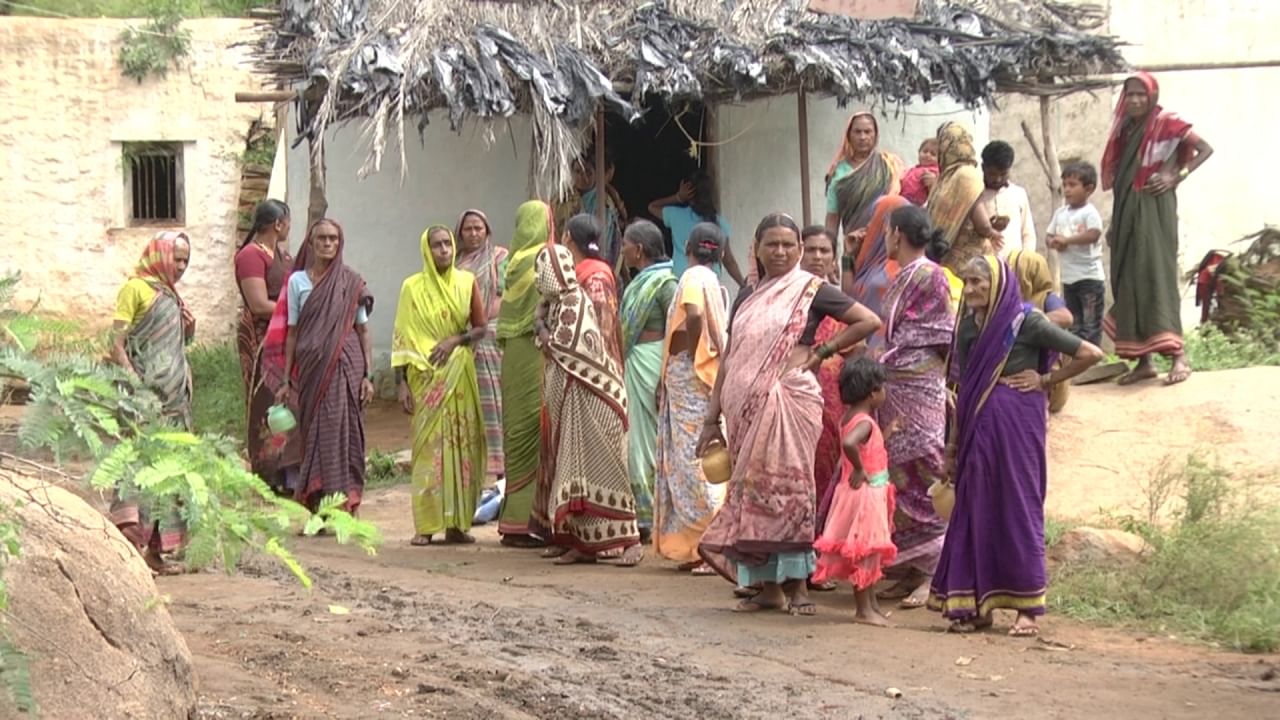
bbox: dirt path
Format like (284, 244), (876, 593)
(177, 483), (1278, 719)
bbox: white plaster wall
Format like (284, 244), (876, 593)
(286, 115), (533, 359)
(715, 93), (989, 291)
(0, 18), (267, 343)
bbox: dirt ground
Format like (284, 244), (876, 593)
(172, 369), (1280, 720)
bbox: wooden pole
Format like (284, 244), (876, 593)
(1038, 96), (1063, 287)
(594, 107), (606, 228)
(797, 89), (812, 227)
(306, 131), (328, 228)
(236, 90), (296, 103)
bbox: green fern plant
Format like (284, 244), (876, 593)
(0, 501), (35, 715)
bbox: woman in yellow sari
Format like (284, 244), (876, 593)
(393, 225), (488, 545)
(928, 122), (1003, 273)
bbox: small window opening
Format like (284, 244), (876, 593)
(125, 142), (184, 225)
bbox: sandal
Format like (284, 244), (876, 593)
(787, 601), (818, 617)
(445, 529), (476, 544)
(541, 546), (570, 559)
(410, 534), (433, 546)
(807, 580), (838, 592)
(614, 545), (644, 568)
(500, 534), (546, 549)
(733, 586), (758, 599)
(946, 617), (994, 634)
(733, 593), (784, 613)
(690, 563), (717, 576)
(899, 582), (931, 609)
(553, 549), (597, 565)
(1009, 615), (1040, 637)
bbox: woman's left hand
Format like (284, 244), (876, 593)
(429, 338), (458, 367)
(1000, 369), (1046, 393)
(360, 378), (375, 406)
(1145, 170), (1180, 195)
(181, 308), (197, 339)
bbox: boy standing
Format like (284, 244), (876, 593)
(1047, 162), (1106, 345)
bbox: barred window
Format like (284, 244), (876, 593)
(124, 142), (184, 225)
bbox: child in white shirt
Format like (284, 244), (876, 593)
(1046, 162), (1105, 345)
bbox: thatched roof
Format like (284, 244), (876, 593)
(254, 0), (1126, 193)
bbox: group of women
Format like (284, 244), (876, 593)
(110, 73), (1212, 639)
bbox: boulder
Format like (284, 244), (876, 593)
(0, 471), (196, 719)
(1049, 526), (1149, 568)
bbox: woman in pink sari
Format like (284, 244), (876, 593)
(698, 214), (881, 616)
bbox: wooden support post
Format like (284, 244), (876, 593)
(307, 132), (328, 228)
(1039, 96), (1063, 287)
(797, 89), (812, 227)
(235, 90), (296, 103)
(594, 107), (606, 228)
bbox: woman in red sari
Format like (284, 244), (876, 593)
(698, 214), (881, 616)
(269, 219), (374, 513)
(559, 214), (624, 369)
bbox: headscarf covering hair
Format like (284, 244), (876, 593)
(1007, 249), (1054, 310)
(134, 231), (191, 308)
(391, 225), (474, 372)
(498, 200), (554, 339)
(1099, 72), (1194, 192)
(927, 122), (985, 245)
(455, 208), (492, 242)
(825, 111), (879, 182)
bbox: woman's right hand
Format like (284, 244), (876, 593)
(944, 444), (957, 479)
(397, 383), (414, 416)
(537, 328), (553, 357)
(695, 422), (725, 458)
(274, 382), (290, 406)
(844, 227), (867, 258)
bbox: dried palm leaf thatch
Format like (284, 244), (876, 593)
(253, 0), (1126, 193)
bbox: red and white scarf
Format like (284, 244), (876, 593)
(1100, 72), (1193, 192)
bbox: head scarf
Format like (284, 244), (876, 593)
(391, 225), (476, 372)
(825, 111), (880, 181)
(535, 244), (627, 417)
(133, 231), (191, 304)
(927, 122), (985, 245)
(1007, 249), (1053, 310)
(1100, 72), (1194, 191)
(498, 200), (554, 339)
(825, 111), (904, 234)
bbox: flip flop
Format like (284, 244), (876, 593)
(733, 586), (757, 599)
(553, 549), (597, 565)
(947, 618), (994, 634)
(541, 546), (570, 559)
(733, 594), (784, 613)
(445, 530), (476, 544)
(500, 534), (545, 549)
(1009, 623), (1041, 637)
(410, 535), (433, 546)
(676, 560), (702, 572)
(807, 580), (838, 592)
(787, 601), (818, 617)
(614, 546), (644, 568)
(690, 563), (717, 576)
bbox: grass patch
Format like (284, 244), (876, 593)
(1050, 455), (1280, 652)
(188, 341), (244, 438)
(366, 449), (409, 489)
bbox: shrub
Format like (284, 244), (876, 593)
(188, 342), (245, 438)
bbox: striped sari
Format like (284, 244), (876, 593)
(455, 209), (508, 478)
(619, 261), (676, 531)
(928, 123), (988, 273)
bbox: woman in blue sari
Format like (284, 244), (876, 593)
(618, 220), (678, 540)
(929, 256), (1101, 636)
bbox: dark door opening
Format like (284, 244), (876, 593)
(604, 99), (708, 258)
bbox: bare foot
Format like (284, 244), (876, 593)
(553, 549), (598, 565)
(1165, 354), (1192, 386)
(1117, 356), (1158, 386)
(541, 545), (570, 559)
(445, 529), (476, 544)
(947, 616), (994, 633)
(410, 534), (433, 546)
(854, 608), (896, 627)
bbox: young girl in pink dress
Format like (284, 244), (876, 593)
(813, 356), (898, 626)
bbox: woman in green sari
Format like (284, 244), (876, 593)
(1100, 72), (1213, 386)
(618, 220), (677, 541)
(497, 200), (554, 547)
(108, 231), (195, 574)
(393, 225), (488, 545)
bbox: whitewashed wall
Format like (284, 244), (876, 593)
(285, 116), (533, 358)
(715, 93), (989, 292)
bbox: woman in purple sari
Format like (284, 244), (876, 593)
(929, 256), (1101, 636)
(874, 205), (955, 610)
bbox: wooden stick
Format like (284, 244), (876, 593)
(797, 89), (812, 227)
(594, 108), (606, 228)
(1038, 96), (1064, 287)
(307, 131), (328, 227)
(236, 90), (296, 103)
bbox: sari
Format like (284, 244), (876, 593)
(698, 265), (825, 585)
(619, 261), (677, 531)
(877, 256), (955, 575)
(530, 244), (639, 553)
(1101, 73), (1192, 359)
(235, 242), (296, 492)
(392, 226), (486, 536)
(455, 209), (509, 478)
(824, 111), (904, 236)
(110, 232), (192, 552)
(1009, 249), (1072, 412)
(849, 195), (910, 352)
(263, 219), (372, 513)
(811, 316), (846, 533)
(655, 264), (729, 563)
(928, 256), (1050, 620)
(576, 258), (624, 367)
(496, 201), (552, 537)
(928, 122), (988, 272)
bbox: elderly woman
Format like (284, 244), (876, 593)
(928, 122), (1004, 272)
(618, 220), (677, 540)
(109, 231), (195, 574)
(873, 204), (955, 610)
(393, 225), (488, 546)
(235, 199), (296, 494)
(698, 213), (881, 616)
(530, 243), (642, 567)
(655, 222), (730, 574)
(930, 256), (1102, 636)
(496, 201), (554, 547)
(454, 209), (508, 482)
(1101, 72), (1213, 386)
(271, 218), (374, 514)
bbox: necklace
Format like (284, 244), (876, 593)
(254, 238), (275, 258)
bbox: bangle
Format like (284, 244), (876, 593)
(1178, 167), (1190, 180)
(459, 333), (472, 347)
(815, 343), (836, 360)
(840, 255), (854, 271)
(1040, 373), (1053, 390)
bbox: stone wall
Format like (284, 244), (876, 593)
(0, 18), (268, 344)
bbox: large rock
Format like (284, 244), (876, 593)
(0, 471), (196, 719)
(1049, 526), (1149, 568)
